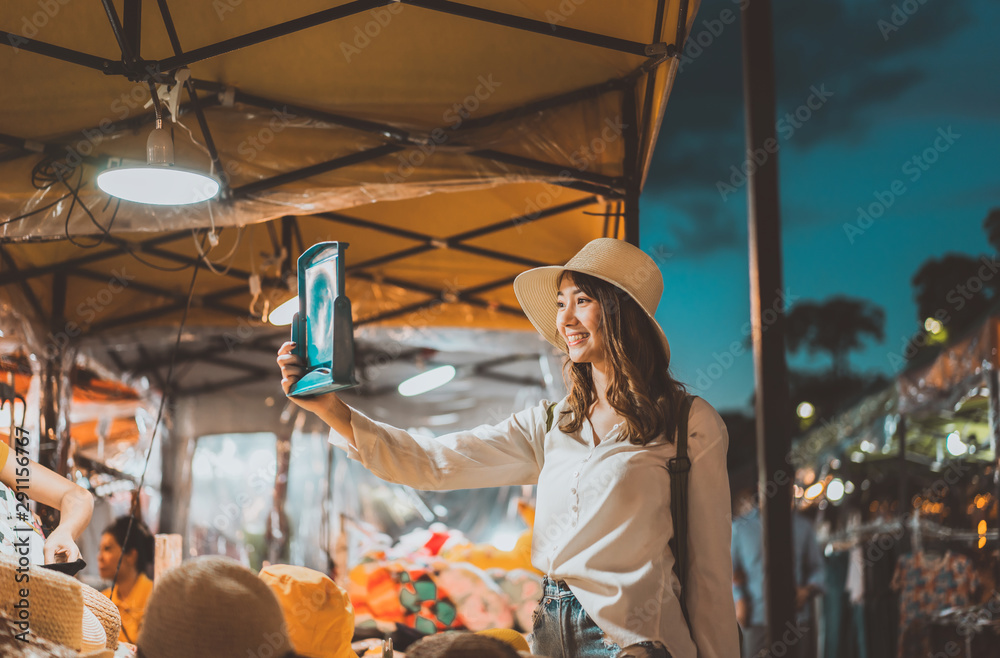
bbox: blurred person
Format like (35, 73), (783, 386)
(279, 239), (739, 658)
(99, 515), (154, 644)
(731, 478), (824, 658)
(0, 436), (93, 563)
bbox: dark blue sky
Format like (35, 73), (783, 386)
(641, 0), (999, 413)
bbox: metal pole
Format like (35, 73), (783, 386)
(897, 414), (908, 521)
(38, 272), (71, 531)
(740, 0), (796, 648)
(989, 369), (1000, 585)
(265, 424), (293, 564)
(622, 85), (641, 246)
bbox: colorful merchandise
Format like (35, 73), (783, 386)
(891, 551), (983, 658)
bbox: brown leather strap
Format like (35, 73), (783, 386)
(667, 394), (695, 628)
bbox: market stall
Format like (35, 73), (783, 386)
(795, 314), (1000, 658)
(1, 1), (708, 653)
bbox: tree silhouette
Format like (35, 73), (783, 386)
(982, 208), (1000, 254)
(785, 297), (885, 377)
(911, 253), (996, 340)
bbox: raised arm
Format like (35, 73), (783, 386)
(331, 402), (545, 490)
(685, 398), (741, 658)
(0, 447), (94, 562)
(278, 341), (547, 490)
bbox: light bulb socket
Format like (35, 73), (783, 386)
(146, 126), (174, 166)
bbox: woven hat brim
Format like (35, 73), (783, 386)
(513, 266), (671, 362)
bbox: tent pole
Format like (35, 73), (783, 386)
(37, 272), (73, 531)
(154, 0), (385, 72)
(232, 145), (404, 198)
(400, 0), (654, 56)
(0, 31), (123, 74)
(622, 84), (640, 246)
(740, 0), (796, 649)
(265, 424), (294, 564)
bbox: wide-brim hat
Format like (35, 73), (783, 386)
(137, 556), (294, 658)
(80, 581), (121, 650)
(513, 238), (670, 361)
(0, 552), (83, 650)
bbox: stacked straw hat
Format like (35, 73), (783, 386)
(137, 555), (294, 658)
(0, 552), (113, 655)
(0, 552), (83, 649)
(80, 581), (121, 650)
(513, 238), (671, 361)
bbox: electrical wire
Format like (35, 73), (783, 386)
(176, 117), (213, 164)
(61, 167), (111, 249)
(191, 223), (245, 276)
(108, 239), (202, 607)
(45, 159), (193, 272)
(0, 191), (72, 229)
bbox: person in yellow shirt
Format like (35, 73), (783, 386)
(99, 515), (154, 644)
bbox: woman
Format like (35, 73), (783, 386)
(0, 438), (93, 563)
(99, 515), (154, 644)
(277, 238), (739, 658)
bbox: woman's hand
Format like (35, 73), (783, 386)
(276, 342), (355, 439)
(43, 525), (81, 563)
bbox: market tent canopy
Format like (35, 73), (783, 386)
(0, 0), (697, 343)
(796, 312), (1000, 466)
(898, 315), (1000, 416)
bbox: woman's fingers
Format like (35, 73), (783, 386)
(277, 354), (305, 370)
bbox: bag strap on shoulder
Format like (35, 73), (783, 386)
(668, 394), (695, 627)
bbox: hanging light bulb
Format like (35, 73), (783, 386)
(97, 84), (219, 205)
(268, 296), (299, 326)
(398, 365), (456, 397)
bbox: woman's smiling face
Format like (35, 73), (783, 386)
(556, 274), (607, 369)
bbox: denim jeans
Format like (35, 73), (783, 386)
(530, 577), (672, 658)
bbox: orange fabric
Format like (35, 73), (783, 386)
(348, 561), (405, 622)
(259, 564), (355, 658)
(103, 572), (152, 644)
(441, 529), (540, 574)
(0, 441), (8, 471)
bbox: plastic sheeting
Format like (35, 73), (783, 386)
(898, 317), (1000, 416)
(0, 0), (696, 239)
(791, 387), (899, 468)
(0, 94), (628, 238)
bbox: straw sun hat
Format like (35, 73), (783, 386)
(137, 556), (294, 658)
(0, 552), (114, 655)
(513, 238), (671, 361)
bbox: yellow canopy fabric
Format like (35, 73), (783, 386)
(0, 0), (698, 335)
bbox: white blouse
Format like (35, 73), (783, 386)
(330, 396), (740, 658)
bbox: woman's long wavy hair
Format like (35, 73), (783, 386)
(558, 271), (687, 445)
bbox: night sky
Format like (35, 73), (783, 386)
(642, 0), (999, 413)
